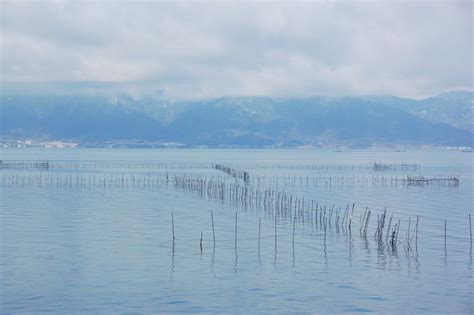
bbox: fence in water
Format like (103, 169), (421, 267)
(0, 160), (420, 172)
(1, 160), (470, 257)
(250, 174), (460, 189)
(0, 160), (50, 170)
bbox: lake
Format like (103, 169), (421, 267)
(1, 148), (472, 313)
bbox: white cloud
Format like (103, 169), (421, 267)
(0, 1), (472, 99)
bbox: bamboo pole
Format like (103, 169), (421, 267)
(444, 220), (447, 256)
(211, 211), (215, 248)
(235, 212), (238, 251)
(469, 213), (472, 251)
(274, 214), (277, 254)
(292, 215), (296, 257)
(200, 231), (203, 253)
(349, 218), (351, 239)
(258, 217), (261, 253)
(172, 212), (175, 241)
(415, 215), (419, 253)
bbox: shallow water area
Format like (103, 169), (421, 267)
(1, 148), (473, 313)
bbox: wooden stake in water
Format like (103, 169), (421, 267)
(211, 211), (215, 248)
(349, 218), (352, 239)
(235, 212), (238, 251)
(444, 220), (447, 256)
(274, 214), (277, 254)
(172, 212), (175, 241)
(407, 217), (411, 248)
(469, 213), (472, 251)
(324, 217), (327, 246)
(200, 231), (203, 253)
(396, 219), (400, 243)
(415, 215), (419, 253)
(385, 213), (393, 242)
(292, 215), (296, 257)
(258, 217), (261, 253)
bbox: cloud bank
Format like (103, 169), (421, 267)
(1, 1), (472, 99)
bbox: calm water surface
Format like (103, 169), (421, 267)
(1, 148), (472, 313)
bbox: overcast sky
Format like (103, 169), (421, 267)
(1, 1), (472, 99)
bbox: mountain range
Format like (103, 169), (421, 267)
(1, 91), (472, 147)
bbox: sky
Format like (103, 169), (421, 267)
(1, 1), (472, 100)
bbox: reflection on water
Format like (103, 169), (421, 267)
(0, 148), (472, 313)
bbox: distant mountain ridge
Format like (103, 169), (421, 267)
(1, 91), (472, 147)
(363, 91), (473, 133)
